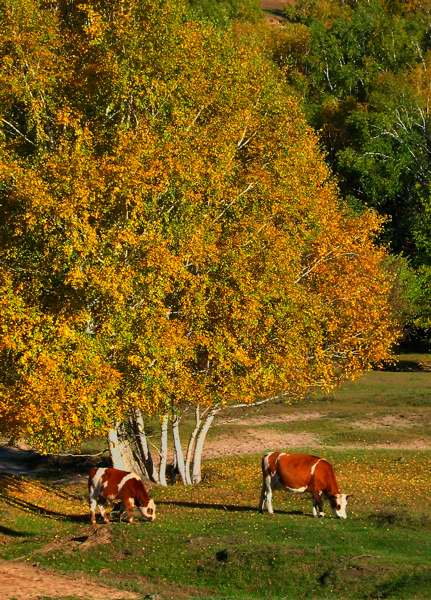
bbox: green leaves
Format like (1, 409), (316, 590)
(281, 0), (431, 345)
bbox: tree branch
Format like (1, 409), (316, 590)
(47, 449), (109, 458)
(1, 118), (35, 146)
(212, 183), (255, 224)
(295, 251), (358, 284)
(226, 393), (284, 411)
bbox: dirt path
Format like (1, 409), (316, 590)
(206, 411), (323, 457)
(206, 429), (318, 458)
(0, 560), (138, 600)
(217, 410), (323, 427)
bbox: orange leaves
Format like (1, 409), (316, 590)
(80, 5), (105, 43)
(0, 0), (398, 452)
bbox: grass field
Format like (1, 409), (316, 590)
(1, 354), (430, 599)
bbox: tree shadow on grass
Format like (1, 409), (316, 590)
(0, 472), (85, 501)
(157, 499), (306, 516)
(0, 524), (34, 537)
(382, 359), (431, 372)
(0, 473), (88, 523)
(0, 493), (89, 523)
(0, 444), (109, 479)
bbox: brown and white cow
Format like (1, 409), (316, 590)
(259, 452), (349, 519)
(88, 467), (156, 525)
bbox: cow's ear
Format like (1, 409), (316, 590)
(346, 494), (352, 500)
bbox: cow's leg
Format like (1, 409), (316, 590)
(312, 496), (319, 518)
(262, 474), (274, 514)
(98, 501), (110, 524)
(89, 497), (98, 525)
(89, 485), (99, 525)
(259, 474), (274, 514)
(312, 492), (325, 518)
(125, 498), (135, 523)
(259, 480), (267, 512)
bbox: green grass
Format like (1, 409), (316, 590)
(1, 449), (431, 599)
(210, 353), (431, 450)
(1, 353), (431, 599)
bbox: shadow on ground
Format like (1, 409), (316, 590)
(157, 499), (306, 516)
(0, 473), (88, 523)
(0, 524), (34, 537)
(382, 359), (431, 372)
(0, 445), (110, 478)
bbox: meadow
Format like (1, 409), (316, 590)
(0, 353), (430, 599)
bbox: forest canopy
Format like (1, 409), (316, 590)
(278, 0), (431, 345)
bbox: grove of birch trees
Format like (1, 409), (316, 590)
(0, 0), (399, 483)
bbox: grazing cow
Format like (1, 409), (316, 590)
(259, 452), (349, 519)
(88, 467), (156, 525)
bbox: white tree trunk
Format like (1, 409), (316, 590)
(158, 415), (169, 486)
(185, 406), (201, 485)
(108, 426), (136, 472)
(109, 402), (225, 486)
(108, 428), (125, 469)
(192, 408), (220, 484)
(172, 415), (187, 485)
(133, 409), (158, 483)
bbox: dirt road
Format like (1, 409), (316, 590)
(0, 560), (138, 600)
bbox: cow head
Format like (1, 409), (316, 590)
(139, 498), (156, 521)
(330, 494), (349, 519)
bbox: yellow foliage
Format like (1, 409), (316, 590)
(0, 0), (398, 452)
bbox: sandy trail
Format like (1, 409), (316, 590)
(206, 429), (319, 458)
(0, 560), (138, 600)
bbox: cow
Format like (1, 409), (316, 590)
(259, 452), (349, 519)
(88, 467), (156, 525)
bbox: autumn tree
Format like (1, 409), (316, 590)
(0, 0), (398, 483)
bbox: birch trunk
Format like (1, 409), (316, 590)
(108, 428), (126, 470)
(192, 408), (220, 484)
(158, 415), (169, 486)
(133, 409), (158, 483)
(110, 404), (221, 486)
(108, 426), (137, 472)
(184, 406), (201, 485)
(172, 416), (187, 484)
